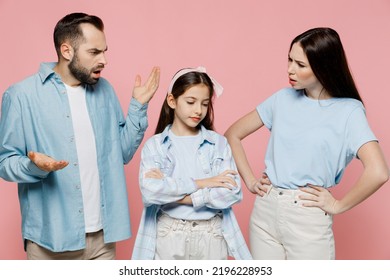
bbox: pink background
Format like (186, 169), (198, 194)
(0, 0), (389, 260)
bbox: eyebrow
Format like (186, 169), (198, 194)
(288, 55), (306, 65)
(185, 96), (210, 102)
(89, 46), (108, 52)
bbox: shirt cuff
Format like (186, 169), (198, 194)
(128, 98), (148, 116)
(190, 189), (209, 209)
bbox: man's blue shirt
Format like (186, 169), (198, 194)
(0, 62), (148, 252)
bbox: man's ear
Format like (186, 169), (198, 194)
(166, 93), (176, 109)
(60, 42), (73, 61)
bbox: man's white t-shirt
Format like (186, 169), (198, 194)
(65, 84), (102, 233)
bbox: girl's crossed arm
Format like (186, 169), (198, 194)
(190, 141), (243, 210)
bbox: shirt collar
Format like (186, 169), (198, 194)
(160, 125), (216, 147)
(38, 62), (58, 83)
(37, 62), (96, 92)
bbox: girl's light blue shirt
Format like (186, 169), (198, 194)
(132, 125), (252, 260)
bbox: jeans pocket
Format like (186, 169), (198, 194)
(157, 215), (174, 237)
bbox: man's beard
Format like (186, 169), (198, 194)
(68, 55), (100, 85)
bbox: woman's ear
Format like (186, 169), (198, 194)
(166, 93), (176, 109)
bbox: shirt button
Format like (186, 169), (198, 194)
(279, 191), (283, 195)
(75, 185), (80, 189)
(78, 209), (83, 213)
(73, 163), (78, 166)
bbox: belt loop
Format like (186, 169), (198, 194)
(293, 188), (298, 200)
(172, 217), (179, 231)
(179, 219), (187, 231)
(267, 184), (274, 195)
(206, 217), (213, 233)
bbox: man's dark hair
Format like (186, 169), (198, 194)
(53, 13), (104, 58)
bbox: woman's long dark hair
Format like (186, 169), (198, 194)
(291, 27), (363, 103)
(155, 71), (215, 134)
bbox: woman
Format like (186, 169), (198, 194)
(225, 27), (389, 259)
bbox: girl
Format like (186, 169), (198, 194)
(225, 27), (389, 259)
(132, 67), (252, 260)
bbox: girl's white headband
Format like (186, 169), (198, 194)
(167, 66), (223, 97)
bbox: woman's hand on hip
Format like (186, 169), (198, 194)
(299, 184), (340, 215)
(248, 173), (271, 196)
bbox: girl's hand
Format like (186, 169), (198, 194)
(144, 168), (164, 179)
(248, 173), (271, 196)
(195, 170), (238, 189)
(176, 195), (192, 205)
(299, 184), (339, 215)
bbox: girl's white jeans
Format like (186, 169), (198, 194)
(155, 213), (228, 260)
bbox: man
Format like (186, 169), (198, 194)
(0, 13), (160, 260)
